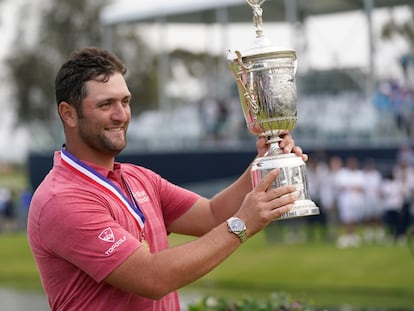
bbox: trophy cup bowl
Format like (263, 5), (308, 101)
(227, 1), (319, 219)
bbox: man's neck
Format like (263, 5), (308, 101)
(64, 145), (115, 171)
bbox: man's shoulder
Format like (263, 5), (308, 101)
(120, 163), (160, 179)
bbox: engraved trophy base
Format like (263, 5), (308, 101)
(251, 150), (320, 220)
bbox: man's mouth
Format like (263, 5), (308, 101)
(106, 127), (124, 132)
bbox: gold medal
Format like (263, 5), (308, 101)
(140, 232), (150, 250)
(141, 239), (150, 250)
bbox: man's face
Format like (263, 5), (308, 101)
(77, 73), (131, 157)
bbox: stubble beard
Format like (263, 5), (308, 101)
(78, 125), (128, 157)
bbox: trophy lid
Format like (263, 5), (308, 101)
(227, 40), (296, 62)
(228, 0), (296, 66)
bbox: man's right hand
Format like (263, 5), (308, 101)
(234, 169), (297, 239)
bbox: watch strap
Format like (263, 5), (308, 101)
(226, 217), (247, 243)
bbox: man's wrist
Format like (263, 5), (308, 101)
(226, 217), (247, 243)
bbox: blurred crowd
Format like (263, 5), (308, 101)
(306, 143), (414, 248)
(374, 79), (414, 140)
(0, 186), (32, 233)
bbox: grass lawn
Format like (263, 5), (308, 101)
(1, 230), (413, 309)
(171, 231), (414, 309)
(0, 233), (41, 291)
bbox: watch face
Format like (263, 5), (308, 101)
(230, 218), (244, 232)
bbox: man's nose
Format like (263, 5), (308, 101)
(112, 102), (129, 121)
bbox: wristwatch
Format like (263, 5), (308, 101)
(226, 217), (247, 243)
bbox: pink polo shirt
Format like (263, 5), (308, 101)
(27, 151), (200, 311)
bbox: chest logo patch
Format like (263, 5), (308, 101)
(98, 227), (115, 243)
(134, 190), (150, 204)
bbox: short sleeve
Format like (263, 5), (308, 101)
(39, 191), (141, 282)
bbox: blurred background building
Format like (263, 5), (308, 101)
(99, 0), (414, 153)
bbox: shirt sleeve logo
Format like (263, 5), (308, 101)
(98, 227), (115, 243)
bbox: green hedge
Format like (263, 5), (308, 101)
(188, 292), (322, 311)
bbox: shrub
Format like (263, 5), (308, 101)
(188, 292), (323, 311)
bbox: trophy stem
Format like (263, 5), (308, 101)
(264, 139), (283, 157)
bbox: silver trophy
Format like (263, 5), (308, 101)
(228, 0), (319, 219)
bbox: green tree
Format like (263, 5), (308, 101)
(7, 0), (158, 141)
(381, 5), (414, 80)
(381, 6), (414, 44)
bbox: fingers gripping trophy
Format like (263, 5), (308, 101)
(228, 0), (319, 219)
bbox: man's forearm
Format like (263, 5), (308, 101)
(209, 164), (254, 224)
(105, 222), (242, 299)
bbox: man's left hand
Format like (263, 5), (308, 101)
(256, 132), (308, 162)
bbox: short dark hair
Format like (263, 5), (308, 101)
(55, 47), (127, 116)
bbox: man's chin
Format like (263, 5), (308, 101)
(112, 143), (126, 155)
(103, 148), (123, 158)
(104, 142), (126, 157)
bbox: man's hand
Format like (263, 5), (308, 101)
(256, 132), (308, 161)
(235, 169), (297, 239)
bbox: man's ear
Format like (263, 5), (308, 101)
(58, 101), (77, 127)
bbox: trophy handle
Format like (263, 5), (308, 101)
(229, 51), (259, 115)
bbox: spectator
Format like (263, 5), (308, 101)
(396, 143), (414, 167)
(2, 189), (17, 232)
(381, 170), (403, 243)
(361, 158), (384, 244)
(319, 156), (343, 241)
(336, 157), (365, 248)
(393, 159), (414, 244)
(305, 156), (327, 242)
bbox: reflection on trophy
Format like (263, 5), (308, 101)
(228, 0), (319, 219)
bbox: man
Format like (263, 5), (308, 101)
(27, 47), (305, 310)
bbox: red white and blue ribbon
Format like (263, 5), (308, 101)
(60, 146), (145, 231)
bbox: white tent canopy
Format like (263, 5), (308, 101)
(101, 0), (245, 25)
(100, 0), (412, 26)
